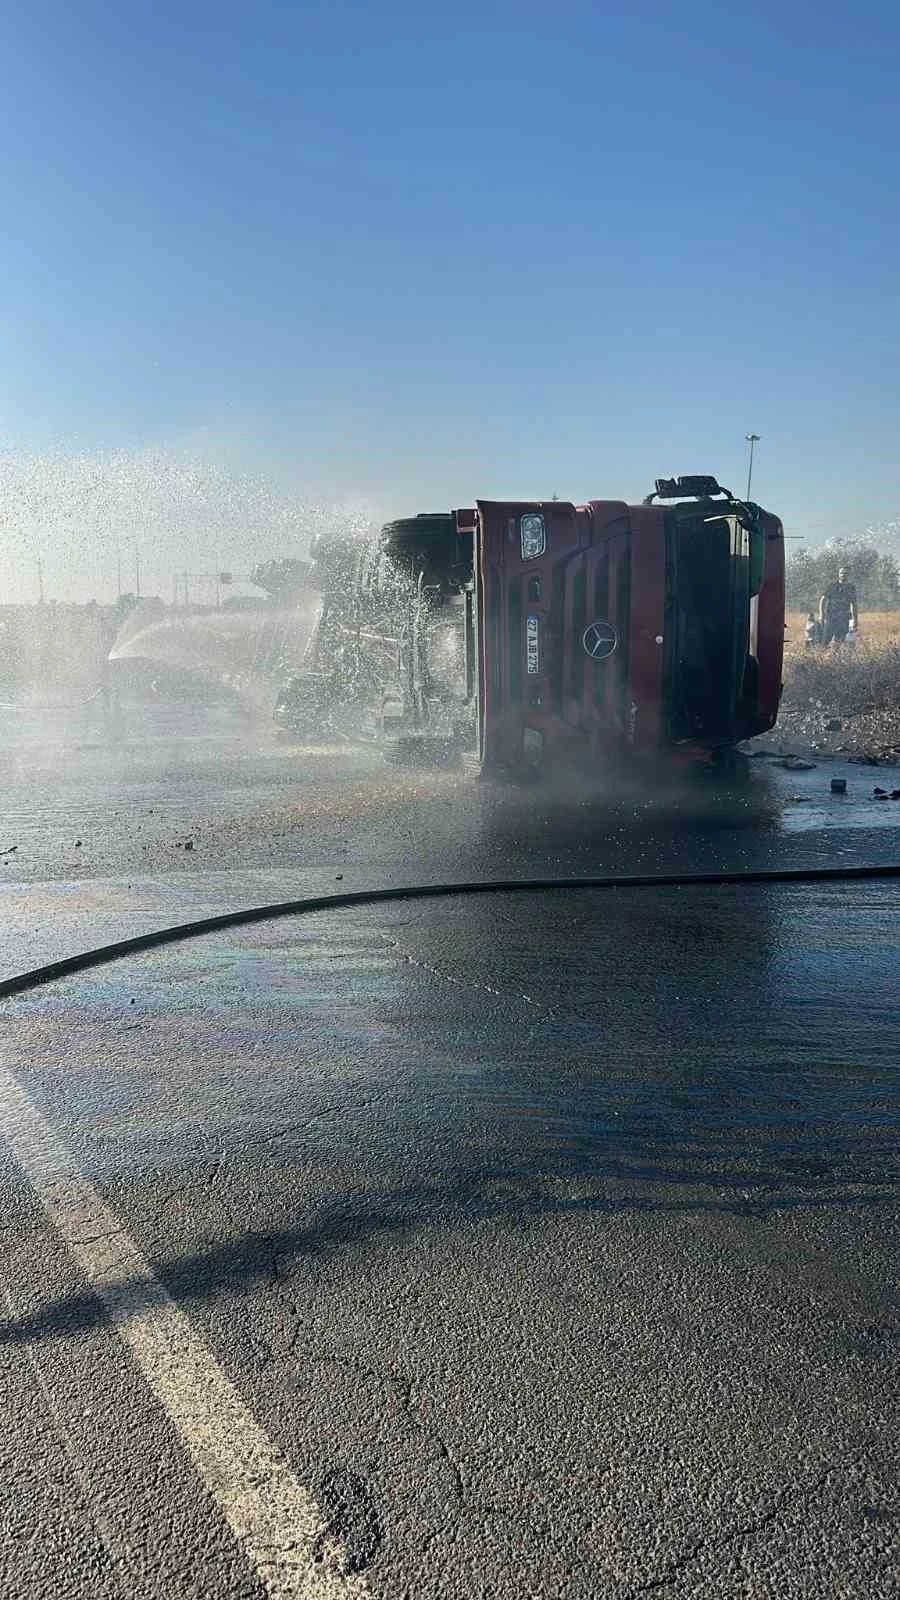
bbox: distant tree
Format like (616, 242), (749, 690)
(115, 592), (165, 621)
(784, 548), (819, 610)
(250, 558), (311, 602)
(873, 551), (900, 607)
(785, 541), (900, 611)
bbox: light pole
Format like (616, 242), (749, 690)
(745, 433), (760, 500)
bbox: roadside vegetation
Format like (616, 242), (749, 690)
(779, 611), (900, 760)
(785, 540), (900, 613)
(771, 539), (900, 760)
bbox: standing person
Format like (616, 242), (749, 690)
(818, 567), (859, 645)
(804, 611), (821, 648)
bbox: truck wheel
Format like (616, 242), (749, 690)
(704, 746), (750, 782)
(384, 734), (462, 769)
(381, 513), (458, 582)
(272, 673), (329, 741)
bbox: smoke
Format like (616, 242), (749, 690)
(0, 444), (377, 604)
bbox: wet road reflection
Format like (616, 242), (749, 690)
(3, 869), (898, 1600)
(1, 698), (899, 892)
(8, 879), (898, 1214)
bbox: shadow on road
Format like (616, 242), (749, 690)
(3, 1157), (898, 1351)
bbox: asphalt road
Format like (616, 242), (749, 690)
(1, 702), (898, 1597)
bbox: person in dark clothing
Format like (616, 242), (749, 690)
(818, 567), (859, 645)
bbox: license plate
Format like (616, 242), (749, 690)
(526, 614), (540, 674)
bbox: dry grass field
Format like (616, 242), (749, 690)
(778, 611), (900, 759)
(784, 609), (900, 655)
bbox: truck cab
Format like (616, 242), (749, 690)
(472, 476), (784, 771)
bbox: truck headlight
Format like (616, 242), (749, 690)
(520, 513), (546, 560)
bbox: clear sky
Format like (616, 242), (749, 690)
(2, 0), (899, 600)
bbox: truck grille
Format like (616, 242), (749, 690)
(615, 549), (631, 727)
(549, 563), (566, 711)
(593, 552), (610, 709)
(508, 577), (522, 703)
(570, 569), (587, 700)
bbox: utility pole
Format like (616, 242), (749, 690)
(134, 546), (142, 598)
(116, 549), (122, 601)
(37, 558), (45, 605)
(745, 433), (760, 500)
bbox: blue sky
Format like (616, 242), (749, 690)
(2, 0), (899, 598)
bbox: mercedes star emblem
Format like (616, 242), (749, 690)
(582, 619), (618, 660)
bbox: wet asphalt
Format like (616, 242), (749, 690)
(0, 703), (898, 1597)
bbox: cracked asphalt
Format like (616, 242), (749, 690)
(0, 703), (898, 1597)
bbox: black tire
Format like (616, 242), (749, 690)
(702, 746), (751, 783)
(381, 513), (459, 582)
(382, 512), (456, 547)
(272, 673), (329, 740)
(384, 733), (463, 770)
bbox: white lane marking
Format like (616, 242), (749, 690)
(0, 1064), (369, 1600)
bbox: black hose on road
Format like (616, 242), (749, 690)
(1, 862), (899, 1001)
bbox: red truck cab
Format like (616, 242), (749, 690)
(470, 476), (784, 771)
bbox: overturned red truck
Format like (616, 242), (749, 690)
(278, 475), (785, 771)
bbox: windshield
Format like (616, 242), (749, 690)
(1, 6), (898, 1599)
